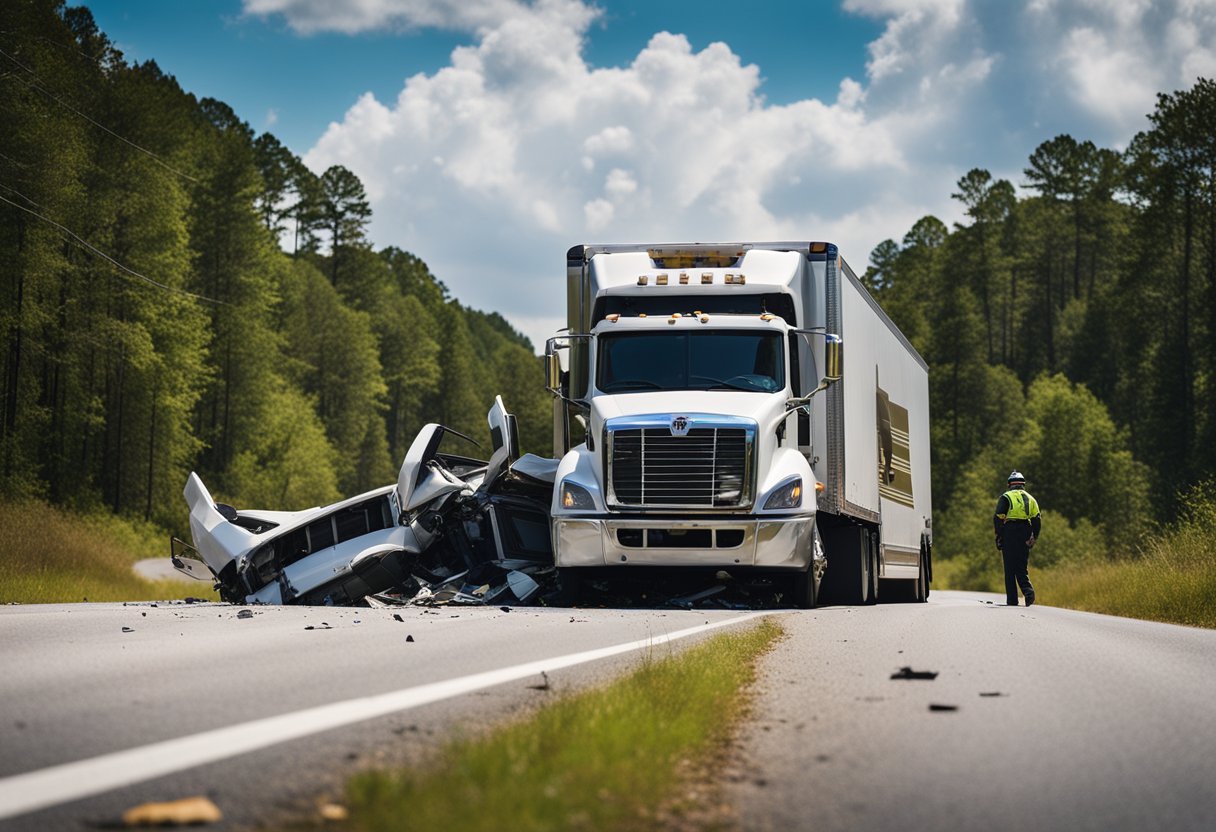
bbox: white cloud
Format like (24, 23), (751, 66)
(278, 0), (1216, 349)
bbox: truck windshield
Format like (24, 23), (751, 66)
(597, 331), (785, 393)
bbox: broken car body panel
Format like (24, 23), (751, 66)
(178, 400), (557, 606)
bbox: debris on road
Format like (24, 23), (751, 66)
(979, 691), (1006, 697)
(236, 609), (253, 619)
(121, 795), (222, 826)
(121, 627), (134, 633)
(890, 666), (939, 680)
(928, 703), (959, 712)
(171, 398), (802, 612)
(317, 802), (349, 822)
(528, 671), (551, 691)
(406, 635), (415, 642)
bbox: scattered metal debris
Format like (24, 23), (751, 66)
(928, 704), (959, 712)
(236, 609), (253, 619)
(121, 796), (222, 827)
(979, 692), (1006, 697)
(121, 627), (134, 633)
(171, 400), (801, 613)
(890, 666), (939, 680)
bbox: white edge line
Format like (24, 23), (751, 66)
(0, 612), (769, 821)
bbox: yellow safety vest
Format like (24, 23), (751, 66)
(1002, 489), (1039, 521)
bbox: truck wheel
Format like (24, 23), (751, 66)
(557, 568), (583, 607)
(820, 526), (867, 606)
(793, 564), (818, 609)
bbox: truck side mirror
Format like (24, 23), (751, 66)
(824, 334), (843, 382)
(543, 352), (562, 394)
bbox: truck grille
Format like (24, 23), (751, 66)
(609, 427), (752, 508)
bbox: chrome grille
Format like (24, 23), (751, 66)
(609, 427), (751, 508)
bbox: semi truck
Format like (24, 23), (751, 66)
(543, 242), (932, 607)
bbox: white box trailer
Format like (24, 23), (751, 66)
(545, 242), (932, 606)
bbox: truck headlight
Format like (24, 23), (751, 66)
(764, 478), (803, 510)
(560, 480), (596, 510)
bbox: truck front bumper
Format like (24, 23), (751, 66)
(553, 514), (816, 569)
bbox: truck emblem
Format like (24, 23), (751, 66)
(670, 415), (690, 436)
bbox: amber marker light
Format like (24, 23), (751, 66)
(606, 313), (620, 323)
(702, 273), (713, 284)
(637, 275), (649, 285)
(815, 482), (825, 493)
(679, 273), (689, 284)
(656, 274), (669, 285)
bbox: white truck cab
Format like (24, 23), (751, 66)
(545, 243), (932, 608)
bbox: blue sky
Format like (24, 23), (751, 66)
(85, 1), (886, 154)
(79, 1), (1216, 349)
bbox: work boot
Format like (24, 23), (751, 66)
(1024, 591), (1036, 607)
(1005, 599), (1018, 606)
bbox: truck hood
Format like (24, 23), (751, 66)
(592, 390), (787, 429)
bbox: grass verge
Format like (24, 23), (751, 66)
(934, 481), (1216, 628)
(0, 499), (217, 603)
(344, 618), (783, 832)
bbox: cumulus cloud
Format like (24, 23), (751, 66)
(254, 0), (1216, 348)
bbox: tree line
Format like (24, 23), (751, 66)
(1, 1), (551, 529)
(864, 77), (1216, 573)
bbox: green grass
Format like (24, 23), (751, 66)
(0, 499), (217, 603)
(934, 482), (1216, 628)
(345, 618), (783, 832)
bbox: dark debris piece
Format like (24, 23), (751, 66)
(121, 627), (134, 633)
(392, 614), (404, 622)
(979, 692), (1006, 697)
(406, 635), (415, 642)
(236, 609), (254, 619)
(928, 703), (959, 712)
(528, 671), (551, 691)
(890, 666), (939, 680)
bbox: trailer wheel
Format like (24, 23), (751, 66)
(864, 531), (879, 605)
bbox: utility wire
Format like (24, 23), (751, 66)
(0, 190), (226, 306)
(0, 45), (198, 183)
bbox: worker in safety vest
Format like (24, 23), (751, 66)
(993, 471), (1040, 606)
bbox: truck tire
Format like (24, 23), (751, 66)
(820, 525), (867, 606)
(556, 567), (583, 607)
(793, 563), (818, 609)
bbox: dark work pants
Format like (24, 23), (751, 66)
(1000, 522), (1035, 605)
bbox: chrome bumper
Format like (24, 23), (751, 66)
(554, 515), (815, 569)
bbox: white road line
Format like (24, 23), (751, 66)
(0, 612), (768, 821)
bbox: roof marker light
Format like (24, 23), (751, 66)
(810, 242), (827, 254)
(639, 313), (647, 318)
(656, 274), (668, 285)
(637, 275), (649, 286)
(700, 314), (710, 323)
(606, 313), (620, 323)
(760, 313), (774, 321)
(702, 273), (713, 284)
(668, 313), (680, 325)
(679, 273), (689, 285)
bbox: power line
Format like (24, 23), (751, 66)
(0, 189), (226, 306)
(0, 45), (198, 183)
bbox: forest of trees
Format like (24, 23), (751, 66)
(4, 2), (1216, 573)
(865, 78), (1216, 574)
(0, 1), (551, 530)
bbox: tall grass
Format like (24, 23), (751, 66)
(347, 618), (783, 832)
(0, 499), (216, 603)
(937, 481), (1216, 628)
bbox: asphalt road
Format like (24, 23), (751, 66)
(729, 590), (1216, 832)
(1, 592), (1214, 831)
